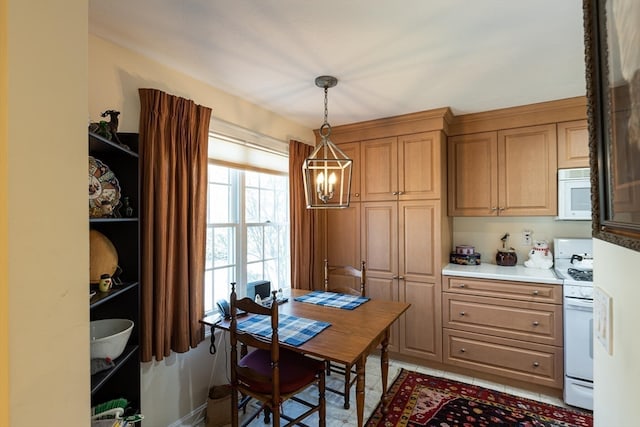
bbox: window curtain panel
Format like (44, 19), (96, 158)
(138, 88), (211, 362)
(289, 140), (316, 290)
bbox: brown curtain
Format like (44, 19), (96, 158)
(138, 88), (211, 362)
(289, 140), (316, 290)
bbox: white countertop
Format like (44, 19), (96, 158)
(442, 263), (563, 285)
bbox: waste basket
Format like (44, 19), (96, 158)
(206, 384), (232, 427)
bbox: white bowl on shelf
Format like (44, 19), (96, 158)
(90, 319), (134, 360)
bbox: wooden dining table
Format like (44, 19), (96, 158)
(200, 289), (410, 427)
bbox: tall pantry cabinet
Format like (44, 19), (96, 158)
(319, 109), (452, 362)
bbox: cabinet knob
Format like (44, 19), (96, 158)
(354, 193), (360, 197)
(532, 290), (539, 296)
(397, 191), (404, 195)
(392, 191), (399, 195)
(460, 348), (466, 353)
(393, 275), (404, 280)
(533, 362), (540, 367)
(491, 207), (498, 211)
(498, 207), (505, 211)
(532, 321), (540, 326)
(459, 283), (466, 288)
(459, 311), (466, 316)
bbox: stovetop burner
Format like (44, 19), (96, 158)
(567, 268), (593, 282)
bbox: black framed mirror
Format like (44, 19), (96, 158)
(584, 0), (640, 252)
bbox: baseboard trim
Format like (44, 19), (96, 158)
(167, 401), (207, 427)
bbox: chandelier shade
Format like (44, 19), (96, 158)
(302, 76), (352, 209)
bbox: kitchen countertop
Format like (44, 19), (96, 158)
(442, 263), (563, 285)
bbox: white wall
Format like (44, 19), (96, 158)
(89, 34), (314, 144)
(593, 239), (640, 427)
(89, 34), (313, 426)
(452, 216), (591, 264)
(4, 1), (90, 426)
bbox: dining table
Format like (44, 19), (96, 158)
(200, 288), (410, 427)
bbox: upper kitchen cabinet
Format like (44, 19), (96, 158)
(448, 124), (557, 216)
(557, 120), (590, 169)
(361, 131), (443, 202)
(447, 97), (588, 217)
(335, 141), (361, 201)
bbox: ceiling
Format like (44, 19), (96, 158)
(89, 0), (587, 129)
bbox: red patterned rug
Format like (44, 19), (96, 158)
(366, 369), (592, 427)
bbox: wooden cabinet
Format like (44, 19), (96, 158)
(336, 142), (361, 201)
(442, 275), (563, 389)
(557, 120), (590, 168)
(361, 131), (442, 201)
(360, 192), (444, 361)
(448, 124), (558, 216)
(319, 110), (451, 363)
(89, 132), (141, 413)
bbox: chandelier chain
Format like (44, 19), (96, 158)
(323, 86), (329, 126)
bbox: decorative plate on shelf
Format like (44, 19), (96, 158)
(89, 156), (121, 217)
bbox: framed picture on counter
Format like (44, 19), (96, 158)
(584, 0), (640, 251)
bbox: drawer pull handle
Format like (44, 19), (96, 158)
(460, 348), (466, 353)
(532, 290), (539, 295)
(459, 312), (466, 316)
(459, 283), (466, 288)
(532, 321), (540, 326)
(392, 191), (399, 195)
(533, 362), (540, 367)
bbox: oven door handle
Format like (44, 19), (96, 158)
(564, 298), (593, 311)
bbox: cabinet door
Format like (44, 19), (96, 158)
(361, 137), (397, 201)
(498, 124), (557, 216)
(398, 200), (442, 360)
(335, 142), (361, 201)
(326, 203), (361, 290)
(361, 201), (399, 351)
(398, 131), (442, 200)
(557, 120), (589, 168)
(447, 132), (498, 216)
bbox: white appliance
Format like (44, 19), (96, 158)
(558, 168), (592, 220)
(554, 238), (593, 411)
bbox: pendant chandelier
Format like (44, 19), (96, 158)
(302, 76), (353, 209)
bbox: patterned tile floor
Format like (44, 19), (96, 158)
(198, 355), (570, 426)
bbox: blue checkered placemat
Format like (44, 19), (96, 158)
(294, 291), (370, 310)
(237, 313), (331, 347)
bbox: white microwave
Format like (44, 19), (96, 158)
(558, 168), (592, 220)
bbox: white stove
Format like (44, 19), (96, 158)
(554, 238), (593, 411)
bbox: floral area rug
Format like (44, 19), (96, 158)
(366, 369), (592, 427)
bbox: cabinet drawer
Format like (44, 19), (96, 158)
(443, 293), (562, 346)
(445, 276), (562, 304)
(443, 329), (563, 389)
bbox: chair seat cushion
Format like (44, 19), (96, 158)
(238, 349), (323, 394)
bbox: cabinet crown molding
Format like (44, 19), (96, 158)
(449, 96), (587, 136)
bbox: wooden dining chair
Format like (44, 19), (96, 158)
(322, 259), (366, 409)
(229, 282), (326, 427)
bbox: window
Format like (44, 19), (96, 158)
(204, 163), (290, 314)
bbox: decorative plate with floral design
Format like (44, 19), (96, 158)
(89, 156), (121, 217)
